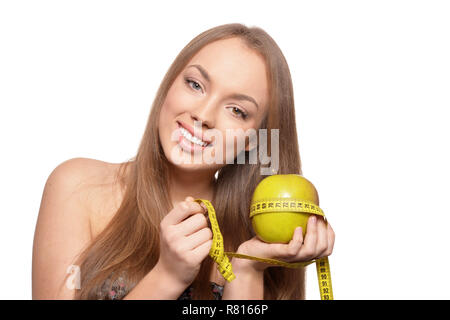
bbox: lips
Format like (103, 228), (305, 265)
(176, 120), (212, 145)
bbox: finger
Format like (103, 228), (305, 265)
(185, 227), (213, 250)
(315, 216), (329, 258)
(176, 213), (209, 236)
(286, 227), (303, 257)
(186, 196), (208, 215)
(316, 221), (335, 259)
(268, 227), (303, 261)
(190, 198), (210, 227)
(326, 222), (335, 255)
(298, 215), (318, 260)
(244, 236), (282, 259)
(191, 239), (213, 264)
(165, 200), (205, 226)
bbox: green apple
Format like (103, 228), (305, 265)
(251, 174), (320, 243)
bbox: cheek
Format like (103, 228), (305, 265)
(158, 86), (186, 133)
(163, 82), (193, 114)
(158, 105), (171, 135)
(158, 103), (178, 150)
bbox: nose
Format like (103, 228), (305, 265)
(191, 102), (215, 129)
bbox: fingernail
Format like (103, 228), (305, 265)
(311, 215), (317, 224)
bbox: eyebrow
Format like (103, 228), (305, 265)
(186, 64), (259, 110)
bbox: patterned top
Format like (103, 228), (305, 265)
(177, 282), (224, 300)
(97, 272), (127, 300)
(97, 272), (224, 300)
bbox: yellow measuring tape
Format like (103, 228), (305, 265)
(194, 198), (333, 300)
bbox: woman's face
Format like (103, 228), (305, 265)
(159, 37), (269, 172)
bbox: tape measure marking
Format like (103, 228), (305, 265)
(197, 199), (236, 281)
(250, 199), (325, 218)
(194, 198), (334, 300)
(316, 257), (333, 300)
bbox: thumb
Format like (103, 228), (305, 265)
(250, 236), (289, 260)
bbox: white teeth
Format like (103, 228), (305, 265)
(180, 127), (208, 147)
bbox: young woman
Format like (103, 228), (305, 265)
(32, 23), (335, 300)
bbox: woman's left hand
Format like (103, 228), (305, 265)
(234, 215), (335, 273)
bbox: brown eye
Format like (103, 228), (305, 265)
(229, 106), (248, 120)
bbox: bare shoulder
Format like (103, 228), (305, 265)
(51, 157), (127, 238)
(32, 157), (127, 299)
(77, 158), (128, 239)
(42, 157), (109, 216)
(48, 157), (122, 215)
(50, 157), (117, 182)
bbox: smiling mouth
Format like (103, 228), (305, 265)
(179, 126), (210, 147)
(177, 121), (212, 144)
(176, 122), (213, 152)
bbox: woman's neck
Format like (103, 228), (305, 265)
(167, 164), (216, 207)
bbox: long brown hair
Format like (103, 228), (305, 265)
(67, 23), (304, 300)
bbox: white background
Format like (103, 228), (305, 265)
(1, 0), (449, 300)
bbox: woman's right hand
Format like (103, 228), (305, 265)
(156, 196), (213, 287)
